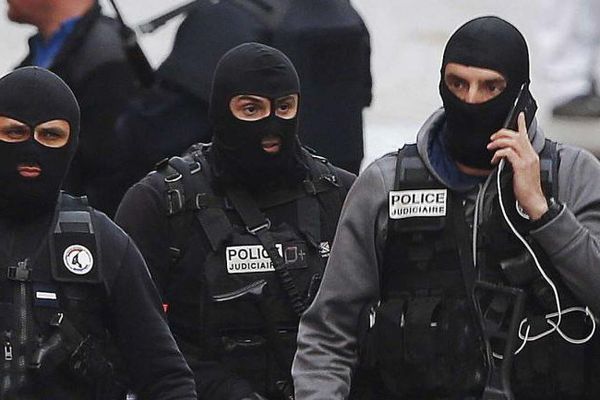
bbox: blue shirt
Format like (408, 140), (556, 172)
(31, 17), (80, 68)
(428, 124), (487, 191)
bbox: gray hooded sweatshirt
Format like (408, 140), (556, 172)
(292, 109), (600, 400)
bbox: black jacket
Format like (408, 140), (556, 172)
(0, 194), (197, 399)
(115, 147), (355, 399)
(18, 3), (138, 217)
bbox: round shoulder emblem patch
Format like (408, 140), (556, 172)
(63, 245), (94, 275)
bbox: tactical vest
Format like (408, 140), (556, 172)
(0, 193), (126, 400)
(156, 144), (347, 396)
(357, 142), (600, 400)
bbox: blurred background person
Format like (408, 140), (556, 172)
(116, 0), (371, 193)
(6, 0), (138, 217)
(538, 0), (600, 118)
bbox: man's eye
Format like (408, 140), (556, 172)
(279, 103), (290, 112)
(5, 128), (27, 137)
(40, 130), (60, 138)
(243, 104), (258, 114)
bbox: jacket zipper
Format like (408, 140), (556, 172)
(2, 330), (12, 392)
(18, 281), (29, 373)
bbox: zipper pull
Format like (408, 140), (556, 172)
(4, 332), (12, 361)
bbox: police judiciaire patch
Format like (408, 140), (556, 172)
(389, 189), (448, 219)
(226, 244), (283, 274)
(62, 244), (94, 275)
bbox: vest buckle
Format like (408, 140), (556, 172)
(189, 161), (202, 175)
(322, 174), (339, 186)
(7, 259), (31, 282)
(166, 189), (184, 215)
(246, 219), (271, 235)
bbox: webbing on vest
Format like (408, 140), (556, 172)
(158, 146), (346, 317)
(23, 193), (125, 397)
(38, 192), (106, 330)
(372, 140), (562, 398)
(160, 146), (345, 267)
(225, 186), (307, 316)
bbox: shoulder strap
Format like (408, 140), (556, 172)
(157, 150), (233, 266)
(48, 193), (103, 285)
(389, 144), (448, 233)
(383, 145), (464, 290)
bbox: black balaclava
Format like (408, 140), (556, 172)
(0, 67), (80, 220)
(209, 42), (307, 190)
(439, 16), (531, 169)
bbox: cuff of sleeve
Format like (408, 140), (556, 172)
(529, 204), (583, 256)
(528, 198), (562, 230)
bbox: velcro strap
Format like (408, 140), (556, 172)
(194, 193), (229, 210)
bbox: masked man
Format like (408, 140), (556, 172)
(0, 67), (196, 399)
(115, 43), (355, 400)
(8, 0), (138, 217)
(292, 16), (600, 400)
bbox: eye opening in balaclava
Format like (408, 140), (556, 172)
(439, 16), (532, 169)
(0, 116), (72, 148)
(209, 42), (307, 190)
(0, 66), (80, 221)
(228, 93), (299, 122)
(442, 62), (508, 105)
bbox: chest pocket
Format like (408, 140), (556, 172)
(204, 222), (322, 332)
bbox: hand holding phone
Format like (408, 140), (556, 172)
(489, 83), (548, 221)
(502, 83), (537, 131)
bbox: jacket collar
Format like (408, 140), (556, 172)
(20, 3), (102, 71)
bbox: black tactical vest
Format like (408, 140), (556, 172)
(156, 144), (347, 395)
(0, 193), (126, 399)
(355, 142), (600, 400)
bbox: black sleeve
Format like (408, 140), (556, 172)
(114, 180), (173, 296)
(101, 222), (197, 399)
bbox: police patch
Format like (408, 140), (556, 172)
(282, 243), (309, 270)
(318, 241), (331, 258)
(62, 244), (94, 275)
(226, 244), (283, 274)
(389, 189), (447, 219)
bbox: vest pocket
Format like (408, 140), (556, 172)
(361, 296), (486, 398)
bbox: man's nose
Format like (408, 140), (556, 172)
(464, 85), (481, 104)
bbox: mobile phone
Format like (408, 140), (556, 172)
(502, 83), (537, 131)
